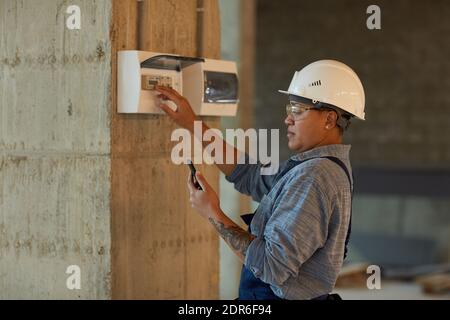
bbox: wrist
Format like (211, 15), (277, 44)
(208, 206), (223, 220)
(188, 117), (204, 133)
(201, 122), (210, 134)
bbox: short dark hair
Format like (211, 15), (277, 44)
(288, 94), (352, 133)
(319, 107), (352, 135)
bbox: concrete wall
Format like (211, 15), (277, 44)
(256, 0), (450, 168)
(0, 0), (223, 300)
(255, 0), (450, 265)
(0, 0), (112, 299)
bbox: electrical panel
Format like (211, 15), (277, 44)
(118, 51), (239, 116)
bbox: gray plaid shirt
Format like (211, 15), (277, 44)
(226, 144), (353, 300)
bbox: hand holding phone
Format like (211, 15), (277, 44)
(187, 160), (202, 190)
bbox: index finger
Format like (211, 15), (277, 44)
(155, 86), (182, 100)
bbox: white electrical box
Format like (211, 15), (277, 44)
(117, 51), (239, 116)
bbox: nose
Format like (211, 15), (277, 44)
(285, 115), (294, 125)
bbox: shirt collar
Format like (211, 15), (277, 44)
(290, 144), (351, 162)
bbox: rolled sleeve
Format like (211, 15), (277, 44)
(245, 226), (299, 286)
(225, 153), (278, 202)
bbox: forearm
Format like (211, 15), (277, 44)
(156, 86), (240, 177)
(197, 122), (239, 177)
(208, 209), (255, 263)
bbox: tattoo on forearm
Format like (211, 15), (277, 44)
(208, 217), (255, 257)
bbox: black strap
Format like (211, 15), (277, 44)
(321, 157), (353, 260)
(240, 213), (255, 226)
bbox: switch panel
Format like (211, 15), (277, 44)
(141, 75), (173, 91)
(118, 51), (238, 116)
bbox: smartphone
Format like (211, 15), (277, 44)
(187, 160), (202, 190)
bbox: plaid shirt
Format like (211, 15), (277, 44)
(226, 144), (353, 299)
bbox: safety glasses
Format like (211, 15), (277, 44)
(285, 101), (316, 121)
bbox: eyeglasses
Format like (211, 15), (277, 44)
(286, 101), (316, 121)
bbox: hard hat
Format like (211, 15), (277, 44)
(279, 60), (365, 120)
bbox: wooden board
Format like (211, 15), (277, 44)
(111, 0), (220, 299)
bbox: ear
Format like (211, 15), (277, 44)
(325, 111), (338, 130)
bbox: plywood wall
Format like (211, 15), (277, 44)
(111, 0), (221, 299)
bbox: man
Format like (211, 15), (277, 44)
(156, 60), (366, 300)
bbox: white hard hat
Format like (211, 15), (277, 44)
(279, 60), (366, 120)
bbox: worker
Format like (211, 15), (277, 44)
(155, 60), (366, 300)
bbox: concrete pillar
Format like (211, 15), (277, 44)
(0, 0), (112, 299)
(0, 0), (222, 299)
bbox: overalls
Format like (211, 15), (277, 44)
(238, 156), (353, 300)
